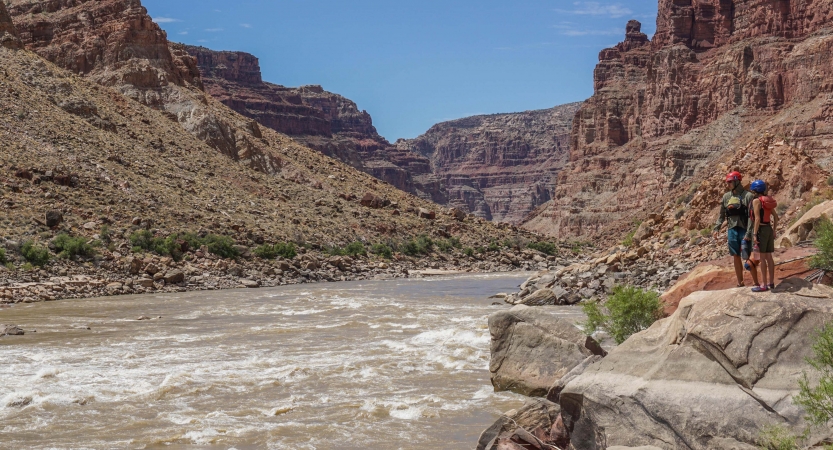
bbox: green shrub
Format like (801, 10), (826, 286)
(581, 285), (664, 344)
(21, 241), (50, 267)
(756, 425), (799, 450)
(21, 262), (34, 272)
(202, 234), (238, 258)
(810, 218), (833, 271)
(795, 322), (833, 427)
(448, 237), (462, 249)
(370, 243), (393, 259)
(487, 241), (500, 252)
(528, 241), (557, 255)
(622, 229), (637, 247)
(436, 239), (453, 253)
(274, 242), (297, 259)
(52, 233), (96, 259)
(254, 244), (278, 259)
(344, 241), (366, 257)
(0, 247), (5, 264)
(129, 229), (155, 251)
(402, 235), (434, 256)
(100, 225), (111, 244)
(463, 247), (475, 257)
(827, 176), (833, 187)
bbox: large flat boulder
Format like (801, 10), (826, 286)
(489, 305), (605, 397)
(561, 280), (833, 449)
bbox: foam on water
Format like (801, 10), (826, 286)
(0, 274), (552, 449)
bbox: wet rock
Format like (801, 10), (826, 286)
(240, 279), (260, 288)
(489, 305), (606, 397)
(1, 325), (24, 336)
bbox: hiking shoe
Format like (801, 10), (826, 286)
(752, 285), (769, 293)
(768, 283), (775, 290)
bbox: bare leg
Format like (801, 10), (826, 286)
(749, 262), (759, 287)
(759, 255), (770, 287)
(733, 256), (744, 286)
(764, 253), (776, 286)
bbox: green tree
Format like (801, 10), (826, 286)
(810, 218), (833, 271)
(795, 323), (833, 427)
(581, 285), (664, 344)
(21, 241), (50, 267)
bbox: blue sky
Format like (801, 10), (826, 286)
(143, 0), (658, 141)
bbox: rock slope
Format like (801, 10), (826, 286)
(0, 0), (551, 301)
(523, 3), (833, 239)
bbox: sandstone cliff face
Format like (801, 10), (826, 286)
(186, 45), (577, 222)
(6, 0), (281, 175)
(397, 103), (581, 223)
(0, 1), (21, 49)
(524, 3), (833, 239)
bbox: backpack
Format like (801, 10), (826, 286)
(725, 192), (749, 217)
(749, 195), (777, 224)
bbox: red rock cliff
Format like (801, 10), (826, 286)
(0, 0), (21, 49)
(397, 103), (581, 223)
(524, 3), (833, 239)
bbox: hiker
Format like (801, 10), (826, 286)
(747, 180), (779, 292)
(712, 171), (755, 287)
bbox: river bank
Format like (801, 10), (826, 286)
(0, 245), (574, 304)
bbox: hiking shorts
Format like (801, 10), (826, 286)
(757, 224), (775, 253)
(727, 226), (746, 257)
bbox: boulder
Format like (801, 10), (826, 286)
(561, 281), (833, 449)
(489, 305), (606, 396)
(418, 208), (436, 220)
(360, 192), (388, 209)
(450, 208), (467, 221)
(163, 270), (185, 284)
(476, 398), (563, 450)
(1, 325), (24, 336)
(776, 200), (833, 248)
(45, 210), (64, 228)
(519, 288), (559, 306)
(240, 279), (260, 288)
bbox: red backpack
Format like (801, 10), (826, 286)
(750, 196), (777, 224)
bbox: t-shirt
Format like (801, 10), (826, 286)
(714, 189), (754, 232)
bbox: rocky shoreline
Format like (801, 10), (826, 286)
(0, 244), (570, 304)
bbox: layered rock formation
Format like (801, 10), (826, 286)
(180, 45), (439, 200)
(184, 45), (580, 223)
(397, 103), (581, 223)
(524, 5), (833, 239)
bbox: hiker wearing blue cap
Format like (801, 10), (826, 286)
(747, 180), (779, 292)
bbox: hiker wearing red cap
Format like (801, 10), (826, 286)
(712, 171), (755, 287)
(747, 180), (779, 292)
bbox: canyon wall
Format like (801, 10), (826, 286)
(398, 103), (580, 223)
(185, 45), (580, 222)
(524, 5), (833, 239)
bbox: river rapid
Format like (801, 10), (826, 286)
(0, 273), (584, 449)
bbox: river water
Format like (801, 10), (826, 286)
(0, 273), (584, 449)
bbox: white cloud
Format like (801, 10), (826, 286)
(153, 17), (181, 23)
(178, 31), (188, 35)
(555, 2), (633, 19)
(205, 28), (224, 32)
(240, 23), (252, 28)
(560, 28), (621, 36)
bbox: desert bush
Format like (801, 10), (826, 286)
(202, 234), (238, 258)
(810, 218), (833, 271)
(402, 235), (434, 256)
(100, 225), (111, 244)
(756, 425), (799, 450)
(487, 241), (500, 252)
(254, 244), (279, 259)
(581, 285), (664, 344)
(21, 241), (50, 267)
(52, 233), (96, 259)
(463, 247), (475, 257)
(370, 243), (393, 259)
(274, 242), (297, 259)
(795, 322), (833, 427)
(528, 241), (557, 255)
(0, 247), (6, 264)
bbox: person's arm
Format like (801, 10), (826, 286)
(772, 209), (780, 233)
(713, 195), (726, 234)
(753, 199), (762, 239)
